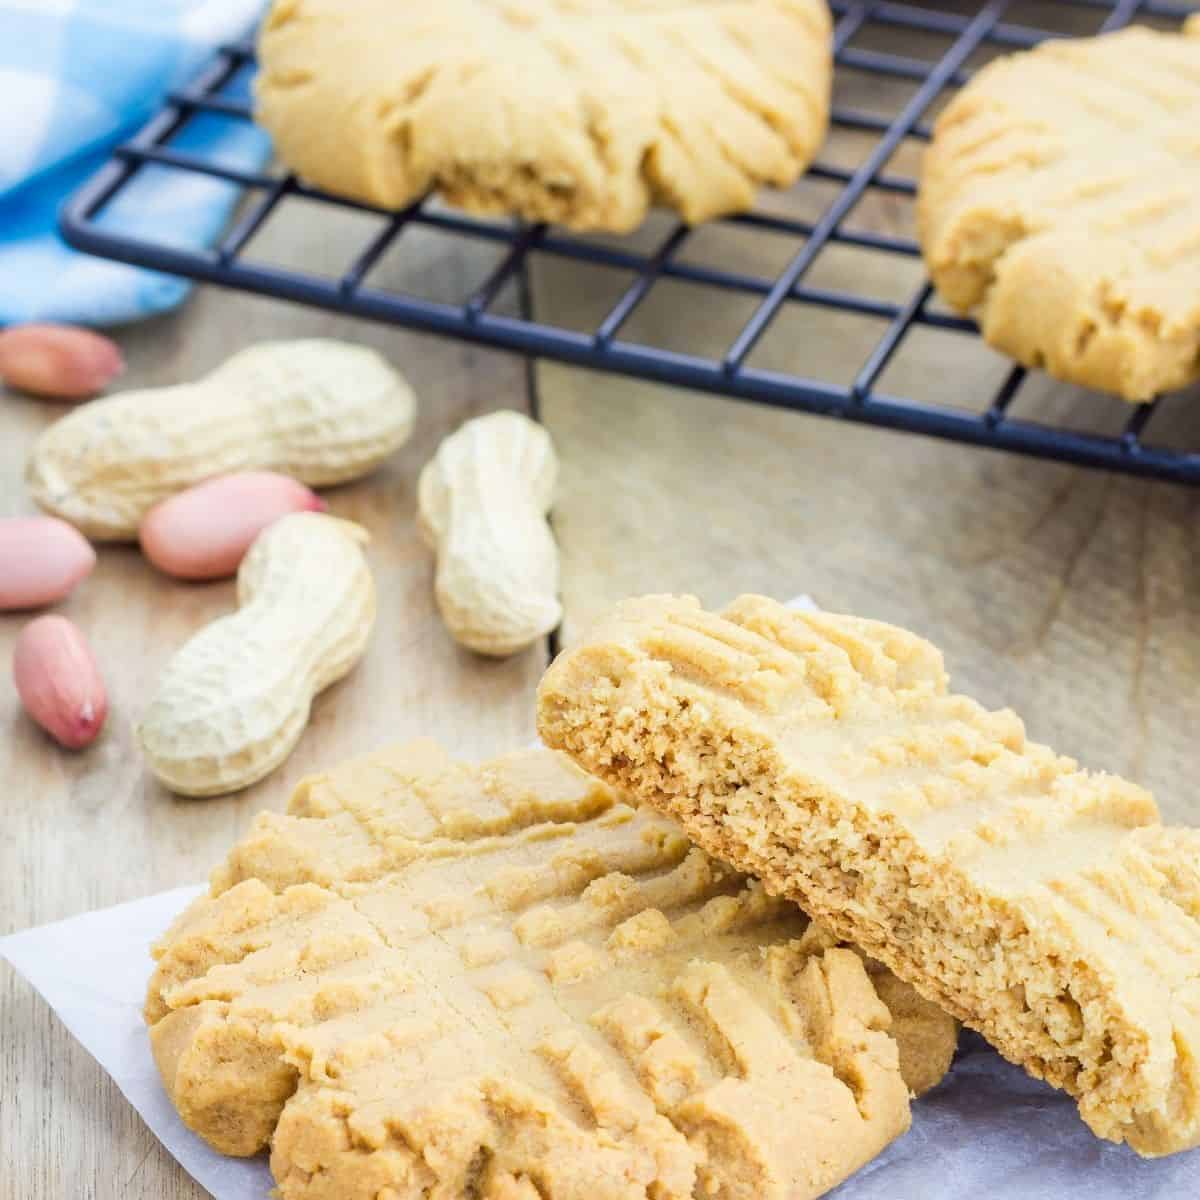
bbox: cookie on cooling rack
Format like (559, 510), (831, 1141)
(255, 0), (832, 233)
(918, 17), (1200, 402)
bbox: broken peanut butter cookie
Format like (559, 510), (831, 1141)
(538, 594), (1200, 1157)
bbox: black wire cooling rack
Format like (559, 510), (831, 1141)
(60, 0), (1200, 483)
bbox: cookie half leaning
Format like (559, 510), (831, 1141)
(256, 0), (832, 232)
(919, 17), (1200, 401)
(538, 594), (1200, 1156)
(146, 740), (955, 1200)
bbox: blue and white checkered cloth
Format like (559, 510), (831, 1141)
(0, 0), (270, 327)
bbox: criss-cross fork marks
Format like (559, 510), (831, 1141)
(551, 594), (1167, 880)
(920, 22), (1200, 401)
(537, 592), (1200, 1155)
(561, 591), (948, 719)
(146, 742), (922, 1200)
(256, 0), (832, 230)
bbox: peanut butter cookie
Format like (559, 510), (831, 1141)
(919, 19), (1200, 401)
(256, 0), (832, 232)
(539, 594), (1200, 1156)
(147, 741), (953, 1199)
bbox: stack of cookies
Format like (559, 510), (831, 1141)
(147, 594), (1200, 1197)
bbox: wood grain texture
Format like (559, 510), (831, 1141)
(1, 217), (542, 1200)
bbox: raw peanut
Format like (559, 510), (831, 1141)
(27, 339), (417, 540)
(136, 513), (375, 796)
(0, 516), (96, 610)
(418, 410), (560, 657)
(0, 323), (124, 400)
(139, 472), (327, 580)
(12, 615), (108, 749)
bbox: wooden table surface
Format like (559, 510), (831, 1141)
(4, 10), (1200, 1196)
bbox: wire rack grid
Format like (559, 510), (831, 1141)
(60, 0), (1200, 483)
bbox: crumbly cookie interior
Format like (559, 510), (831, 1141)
(538, 593), (1200, 1156)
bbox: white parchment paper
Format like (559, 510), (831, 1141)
(2, 886), (273, 1199)
(2, 595), (1197, 1197)
(5, 884), (1198, 1199)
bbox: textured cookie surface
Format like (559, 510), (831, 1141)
(919, 19), (1200, 401)
(146, 741), (954, 1199)
(538, 594), (1200, 1156)
(256, 0), (832, 232)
